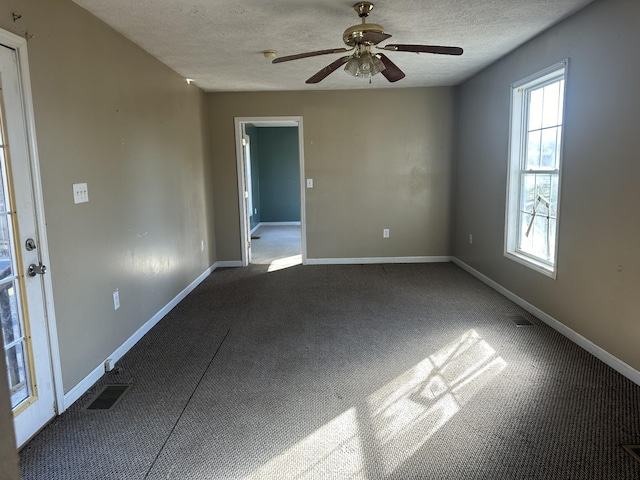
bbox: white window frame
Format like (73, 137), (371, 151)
(504, 60), (568, 278)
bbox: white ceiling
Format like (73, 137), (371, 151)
(73, 0), (594, 92)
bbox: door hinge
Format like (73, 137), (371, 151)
(242, 138), (247, 146)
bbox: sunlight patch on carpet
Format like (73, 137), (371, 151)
(243, 407), (365, 479)
(367, 329), (507, 475)
(243, 329), (506, 479)
(268, 254), (302, 272)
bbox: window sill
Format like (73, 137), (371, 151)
(504, 251), (557, 279)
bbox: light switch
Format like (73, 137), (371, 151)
(73, 183), (89, 204)
(306, 178), (313, 188)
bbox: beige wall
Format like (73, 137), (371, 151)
(209, 88), (455, 261)
(0, 0), (215, 391)
(453, 0), (640, 370)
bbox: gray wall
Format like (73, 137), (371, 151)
(257, 127), (300, 223)
(209, 88), (455, 261)
(453, 0), (640, 371)
(0, 0), (215, 392)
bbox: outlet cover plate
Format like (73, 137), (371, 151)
(73, 183), (89, 204)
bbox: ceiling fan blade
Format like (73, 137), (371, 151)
(382, 44), (463, 55)
(272, 48), (351, 64)
(306, 56), (352, 84)
(361, 31), (392, 45)
(377, 54), (405, 83)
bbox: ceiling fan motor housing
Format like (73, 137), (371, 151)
(343, 23), (386, 46)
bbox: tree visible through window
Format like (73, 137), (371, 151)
(505, 61), (567, 277)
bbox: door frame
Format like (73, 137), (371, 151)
(234, 116), (306, 267)
(0, 29), (63, 428)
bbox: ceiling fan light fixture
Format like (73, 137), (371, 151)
(344, 52), (385, 78)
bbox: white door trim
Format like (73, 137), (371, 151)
(233, 116), (307, 266)
(0, 30), (63, 419)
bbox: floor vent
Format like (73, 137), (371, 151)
(508, 314), (533, 326)
(86, 384), (131, 410)
(623, 445), (640, 463)
(251, 235), (261, 240)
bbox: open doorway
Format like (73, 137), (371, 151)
(234, 117), (306, 268)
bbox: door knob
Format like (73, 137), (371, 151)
(28, 262), (47, 277)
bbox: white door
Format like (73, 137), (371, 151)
(0, 44), (56, 446)
(242, 132), (252, 264)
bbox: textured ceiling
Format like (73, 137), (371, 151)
(72, 0), (594, 92)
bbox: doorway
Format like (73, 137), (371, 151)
(234, 117), (306, 268)
(0, 31), (61, 447)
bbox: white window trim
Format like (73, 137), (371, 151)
(504, 60), (568, 279)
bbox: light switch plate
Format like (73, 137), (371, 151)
(73, 183), (89, 204)
(306, 178), (313, 188)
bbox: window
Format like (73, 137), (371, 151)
(505, 61), (567, 277)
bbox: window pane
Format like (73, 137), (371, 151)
(519, 212), (534, 253)
(549, 218), (557, 261)
(555, 126), (562, 166)
(542, 81), (561, 128)
(528, 88), (543, 131)
(6, 342), (29, 408)
(557, 80), (565, 125)
(520, 174), (536, 214)
(526, 130), (541, 169)
(1, 281), (21, 345)
(0, 213), (12, 279)
(541, 127), (558, 169)
(536, 174), (552, 205)
(550, 175), (559, 217)
(0, 150), (6, 213)
(532, 215), (550, 259)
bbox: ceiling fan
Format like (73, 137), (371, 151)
(272, 2), (463, 84)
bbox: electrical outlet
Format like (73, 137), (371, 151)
(254, 208), (257, 215)
(73, 183), (89, 204)
(469, 234), (473, 244)
(113, 289), (120, 310)
(383, 228), (390, 238)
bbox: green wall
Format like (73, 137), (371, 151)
(245, 125), (261, 229)
(257, 127), (300, 222)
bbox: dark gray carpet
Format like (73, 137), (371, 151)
(19, 263), (640, 479)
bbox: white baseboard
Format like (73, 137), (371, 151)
(451, 257), (640, 387)
(250, 224), (260, 234)
(216, 260), (243, 268)
(259, 221), (301, 226)
(62, 262), (218, 410)
(306, 256), (452, 265)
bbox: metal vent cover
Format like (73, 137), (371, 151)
(85, 384), (131, 410)
(508, 314), (534, 327)
(623, 445), (640, 464)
